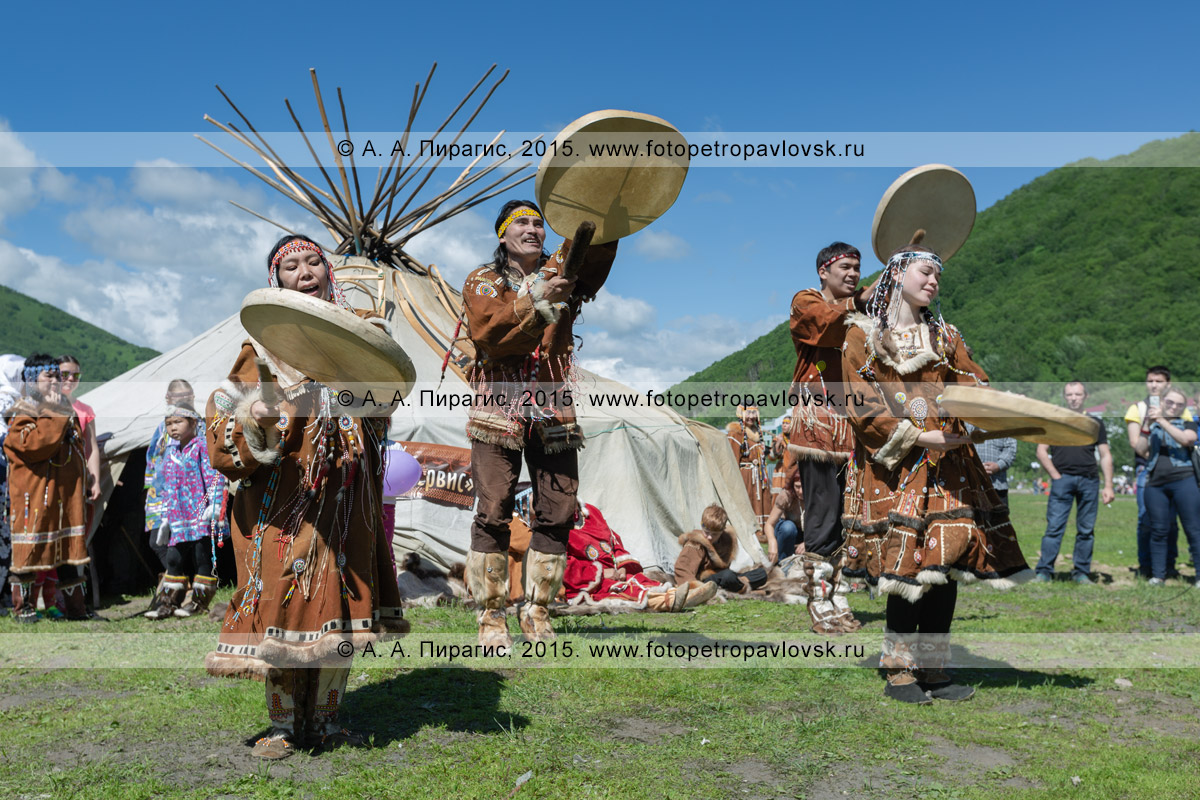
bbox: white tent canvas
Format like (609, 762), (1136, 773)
(82, 256), (764, 577)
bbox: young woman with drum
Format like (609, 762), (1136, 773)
(203, 235), (408, 759)
(839, 234), (1032, 704)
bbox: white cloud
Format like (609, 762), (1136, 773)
(0, 121), (71, 224)
(0, 241), (187, 349)
(576, 288), (776, 391)
(632, 228), (690, 261)
(404, 210), (497, 285)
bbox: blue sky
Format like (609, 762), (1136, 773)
(1, 1), (1196, 387)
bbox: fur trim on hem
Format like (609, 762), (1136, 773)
(786, 443), (851, 463)
(205, 651), (270, 681)
(948, 566), (1034, 589)
(253, 626), (409, 667)
(914, 568), (951, 585)
(466, 423), (524, 450)
(874, 419), (920, 470)
(676, 531), (729, 570)
(876, 575), (928, 603)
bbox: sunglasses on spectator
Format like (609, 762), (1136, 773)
(60, 371), (81, 380)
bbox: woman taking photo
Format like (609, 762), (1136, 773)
(1132, 387), (1200, 586)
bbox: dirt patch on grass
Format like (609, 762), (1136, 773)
(725, 758), (781, 784)
(925, 734), (1015, 770)
(804, 763), (925, 800)
(1100, 688), (1200, 740)
(607, 716), (690, 743)
(42, 729), (408, 788)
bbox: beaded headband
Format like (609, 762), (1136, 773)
(497, 208), (541, 239)
(267, 239), (351, 310)
(886, 251), (943, 270)
(819, 252), (858, 270)
(165, 404), (201, 421)
(23, 365), (58, 383)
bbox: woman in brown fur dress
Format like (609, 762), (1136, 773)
(204, 235), (407, 758)
(840, 234), (1032, 704)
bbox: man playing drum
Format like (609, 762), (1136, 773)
(460, 199), (616, 650)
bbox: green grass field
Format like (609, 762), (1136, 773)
(3, 493), (1199, 799)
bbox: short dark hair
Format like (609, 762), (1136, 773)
(1146, 365), (1171, 381)
(1064, 380), (1087, 395)
(57, 354), (81, 368)
(815, 242), (861, 274)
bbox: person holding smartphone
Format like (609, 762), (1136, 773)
(1131, 388), (1200, 585)
(1124, 366), (1193, 578)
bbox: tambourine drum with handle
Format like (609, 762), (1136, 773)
(535, 110), (689, 244)
(872, 164), (976, 263)
(239, 288), (416, 400)
(940, 385), (1101, 446)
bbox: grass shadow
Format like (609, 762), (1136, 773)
(341, 667), (529, 745)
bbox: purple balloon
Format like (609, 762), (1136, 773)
(383, 444), (422, 498)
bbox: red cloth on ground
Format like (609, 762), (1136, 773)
(563, 504), (662, 603)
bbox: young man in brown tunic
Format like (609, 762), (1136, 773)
(461, 200), (615, 649)
(787, 242), (874, 633)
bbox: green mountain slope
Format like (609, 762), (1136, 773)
(677, 132), (1200, 393)
(0, 284), (158, 382)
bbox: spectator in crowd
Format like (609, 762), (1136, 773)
(1035, 381), (1114, 584)
(764, 465), (804, 566)
(1131, 387), (1200, 586)
(57, 356), (100, 504)
(968, 426), (1017, 508)
(146, 403), (223, 618)
(145, 380), (200, 569)
(3, 354), (90, 621)
(674, 504), (768, 593)
(1125, 366), (1191, 578)
(0, 354), (25, 612)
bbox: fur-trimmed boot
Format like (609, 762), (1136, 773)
(881, 631), (931, 705)
(175, 574), (218, 618)
(803, 556), (844, 634)
(60, 579), (89, 620)
(518, 549), (566, 642)
(144, 574), (188, 620)
(11, 577), (37, 624)
(829, 561), (862, 632)
(465, 550), (512, 652)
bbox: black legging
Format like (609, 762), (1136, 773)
(885, 580), (957, 634)
(164, 538), (214, 578)
(704, 567), (768, 593)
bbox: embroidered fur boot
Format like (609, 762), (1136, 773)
(519, 550), (566, 642)
(465, 550), (512, 651)
(144, 575), (188, 620)
(175, 574), (218, 618)
(11, 577), (37, 624)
